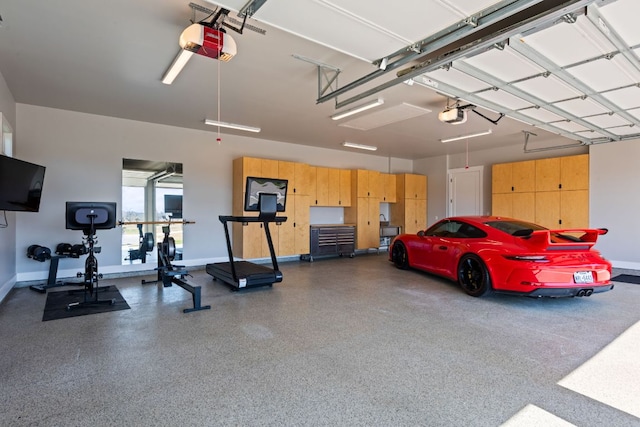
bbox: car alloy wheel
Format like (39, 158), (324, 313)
(392, 241), (409, 269)
(458, 254), (492, 297)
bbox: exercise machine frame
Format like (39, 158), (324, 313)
(142, 225), (210, 313)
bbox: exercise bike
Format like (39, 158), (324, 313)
(65, 202), (118, 310)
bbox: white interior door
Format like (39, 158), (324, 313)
(448, 166), (483, 217)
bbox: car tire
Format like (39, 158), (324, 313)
(391, 241), (409, 269)
(457, 254), (492, 297)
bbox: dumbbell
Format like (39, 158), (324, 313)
(70, 244), (87, 258)
(56, 243), (72, 255)
(27, 245), (52, 262)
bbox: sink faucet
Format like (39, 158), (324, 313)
(379, 214), (387, 221)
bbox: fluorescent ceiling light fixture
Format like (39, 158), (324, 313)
(440, 129), (492, 143)
(342, 141), (377, 151)
(204, 119), (261, 133)
(162, 49), (194, 85)
(331, 98), (384, 120)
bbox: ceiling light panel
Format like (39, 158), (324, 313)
(521, 20), (609, 67)
(567, 57), (638, 92)
(474, 89), (532, 111)
(553, 98), (608, 117)
(583, 113), (631, 128)
(602, 87), (640, 110)
(338, 103), (431, 131)
(425, 68), (490, 93)
(461, 47), (544, 82)
(512, 75), (582, 103)
(627, 107), (640, 121)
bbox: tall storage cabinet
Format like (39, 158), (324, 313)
(232, 157), (311, 259)
(491, 154), (589, 229)
(344, 169), (381, 249)
(390, 173), (427, 235)
(491, 160), (536, 222)
(534, 154), (589, 229)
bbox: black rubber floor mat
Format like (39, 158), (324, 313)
(611, 274), (640, 285)
(42, 285), (130, 321)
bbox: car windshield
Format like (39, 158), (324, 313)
(485, 220), (546, 236)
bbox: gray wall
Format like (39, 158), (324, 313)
(0, 72), (17, 302)
(590, 139), (640, 270)
(14, 104), (412, 282)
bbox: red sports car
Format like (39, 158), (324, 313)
(389, 216), (613, 297)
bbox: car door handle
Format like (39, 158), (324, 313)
(438, 246), (447, 251)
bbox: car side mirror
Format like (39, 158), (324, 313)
(417, 230), (425, 237)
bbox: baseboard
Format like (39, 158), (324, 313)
(611, 260), (640, 271)
(0, 274), (17, 304)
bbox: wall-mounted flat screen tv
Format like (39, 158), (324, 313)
(164, 194), (183, 219)
(0, 154), (46, 212)
(244, 176), (288, 212)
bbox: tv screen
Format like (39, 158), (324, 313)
(0, 155), (46, 212)
(244, 176), (288, 213)
(65, 202), (117, 230)
(164, 194), (183, 219)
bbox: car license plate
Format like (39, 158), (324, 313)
(574, 271), (594, 284)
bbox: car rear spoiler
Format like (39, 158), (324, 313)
(518, 228), (608, 250)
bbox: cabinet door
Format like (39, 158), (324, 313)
(294, 194), (310, 254)
(315, 167), (329, 206)
(415, 198), (427, 231)
(535, 157), (560, 192)
(492, 193), (512, 217)
(367, 197), (381, 248)
(308, 166), (317, 206)
(561, 154), (589, 191)
(278, 161), (296, 192)
(327, 168), (340, 206)
(261, 159), (279, 178)
(404, 199), (419, 235)
(278, 195), (295, 256)
(512, 160), (535, 193)
(367, 171), (381, 199)
(339, 169), (351, 206)
(294, 162), (311, 196)
(492, 163), (512, 194)
(380, 173), (397, 203)
(511, 192), (535, 222)
(535, 191), (561, 229)
(561, 190), (589, 228)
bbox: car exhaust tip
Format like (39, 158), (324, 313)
(584, 289), (593, 297)
(576, 289), (586, 297)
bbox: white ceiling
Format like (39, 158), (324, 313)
(0, 0), (638, 159)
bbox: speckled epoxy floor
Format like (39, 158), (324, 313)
(1, 253), (639, 426)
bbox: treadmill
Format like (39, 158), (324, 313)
(207, 177), (288, 290)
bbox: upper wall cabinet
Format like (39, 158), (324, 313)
(535, 154), (588, 192)
(492, 160), (536, 193)
(380, 173), (397, 203)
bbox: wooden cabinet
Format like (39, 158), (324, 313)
(492, 154), (589, 228)
(232, 157), (279, 259)
(391, 173), (428, 235)
(492, 160), (535, 193)
(309, 167), (351, 206)
(533, 154), (589, 228)
(380, 173), (397, 203)
(344, 169), (382, 250)
(232, 157), (312, 258)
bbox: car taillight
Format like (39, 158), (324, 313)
(504, 255), (549, 262)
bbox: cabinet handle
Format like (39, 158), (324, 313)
(511, 186), (514, 192)
(559, 183), (562, 189)
(339, 200), (341, 205)
(294, 222), (296, 227)
(315, 200), (318, 205)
